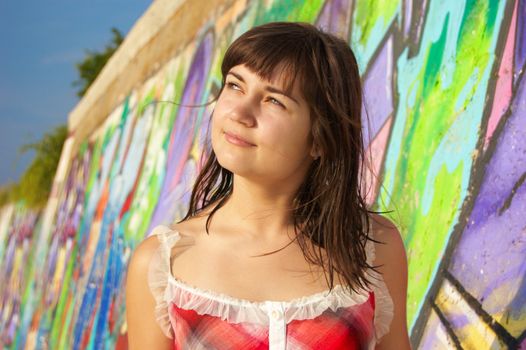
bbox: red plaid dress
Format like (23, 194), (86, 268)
(147, 226), (393, 350)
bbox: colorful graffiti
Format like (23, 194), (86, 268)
(0, 0), (524, 348)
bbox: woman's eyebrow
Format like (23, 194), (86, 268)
(227, 70), (246, 83)
(227, 70), (299, 105)
(265, 86), (299, 105)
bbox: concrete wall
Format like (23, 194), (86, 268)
(0, 0), (524, 348)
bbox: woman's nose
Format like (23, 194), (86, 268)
(229, 97), (257, 127)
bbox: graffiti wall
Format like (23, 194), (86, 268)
(0, 0), (524, 348)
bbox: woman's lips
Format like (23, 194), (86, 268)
(224, 131), (256, 147)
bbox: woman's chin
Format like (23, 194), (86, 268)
(216, 156), (253, 176)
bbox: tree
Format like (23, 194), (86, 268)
(13, 125), (68, 208)
(0, 183), (18, 207)
(72, 27), (124, 98)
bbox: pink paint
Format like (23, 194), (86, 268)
(484, 0), (517, 151)
(363, 116), (392, 205)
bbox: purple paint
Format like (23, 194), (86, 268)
(149, 31), (214, 229)
(449, 74), (526, 321)
(440, 309), (471, 330)
(316, 0), (352, 36)
(404, 0), (412, 37)
(362, 35), (394, 148)
(414, 0), (428, 44)
(515, 0), (526, 85)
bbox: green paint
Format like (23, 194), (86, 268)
(49, 242), (76, 348)
(136, 91), (154, 122)
(254, 0), (323, 25)
(351, 0), (400, 69)
(79, 140), (89, 157)
(121, 59), (188, 243)
(457, 0), (499, 46)
(84, 138), (102, 200)
(377, 0), (502, 325)
(353, 0), (399, 45)
(405, 164), (463, 318)
(59, 294), (76, 349)
(421, 15), (448, 98)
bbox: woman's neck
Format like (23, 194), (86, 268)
(213, 175), (299, 242)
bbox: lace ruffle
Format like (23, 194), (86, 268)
(365, 229), (395, 342)
(147, 225), (393, 339)
(147, 225), (179, 339)
(166, 275), (371, 325)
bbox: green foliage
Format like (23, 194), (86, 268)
(72, 27), (124, 98)
(0, 183), (18, 207)
(13, 125), (68, 208)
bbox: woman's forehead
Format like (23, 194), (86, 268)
(228, 63), (305, 98)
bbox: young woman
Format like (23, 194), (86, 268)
(126, 22), (411, 349)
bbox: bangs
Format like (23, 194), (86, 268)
(221, 24), (314, 95)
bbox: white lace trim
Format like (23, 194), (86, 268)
(147, 225), (179, 339)
(365, 226), (395, 342)
(166, 274), (371, 325)
(147, 224), (394, 341)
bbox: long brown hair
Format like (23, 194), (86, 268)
(182, 22), (383, 293)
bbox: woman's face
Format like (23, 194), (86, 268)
(211, 64), (316, 185)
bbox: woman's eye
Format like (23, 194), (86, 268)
(226, 82), (241, 91)
(268, 97), (285, 109)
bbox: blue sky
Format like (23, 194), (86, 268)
(0, 0), (152, 185)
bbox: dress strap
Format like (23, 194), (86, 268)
(146, 225), (181, 339)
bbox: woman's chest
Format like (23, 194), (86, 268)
(166, 291), (376, 350)
(170, 240), (335, 302)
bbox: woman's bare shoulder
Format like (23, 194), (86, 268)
(369, 213), (405, 266)
(368, 213), (411, 348)
(126, 227), (173, 348)
(369, 213), (400, 237)
(169, 214), (211, 241)
(129, 227), (167, 264)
